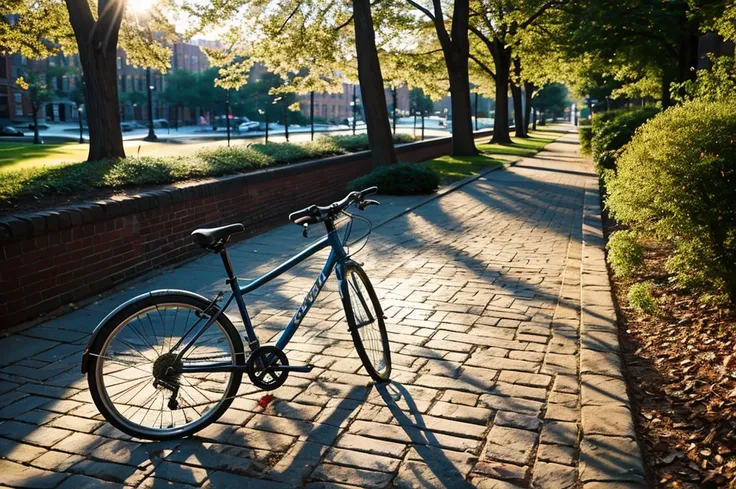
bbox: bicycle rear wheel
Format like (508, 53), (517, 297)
(341, 263), (391, 382)
(87, 292), (244, 440)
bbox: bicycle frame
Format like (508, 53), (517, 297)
(177, 226), (348, 374)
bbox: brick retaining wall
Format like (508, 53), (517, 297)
(0, 130), (494, 328)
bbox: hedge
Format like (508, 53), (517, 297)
(605, 96), (736, 302)
(590, 107), (659, 174)
(347, 162), (440, 195)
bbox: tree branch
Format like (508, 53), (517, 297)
(406, 0), (435, 21)
(277, 2), (303, 36)
(519, 0), (563, 30)
(469, 53), (496, 78)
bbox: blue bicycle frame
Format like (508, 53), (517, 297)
(177, 225), (348, 374)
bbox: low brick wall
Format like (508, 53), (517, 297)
(0, 129), (494, 328)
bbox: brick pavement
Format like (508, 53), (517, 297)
(0, 126), (645, 489)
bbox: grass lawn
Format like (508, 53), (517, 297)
(423, 128), (565, 184)
(0, 142), (89, 172)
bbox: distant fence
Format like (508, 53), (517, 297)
(0, 128), (495, 328)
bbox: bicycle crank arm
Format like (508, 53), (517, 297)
(269, 365), (314, 373)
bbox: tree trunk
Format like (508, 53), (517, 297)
(352, 0), (396, 166)
(445, 0), (477, 156)
(511, 58), (525, 138)
(523, 81), (534, 134)
(66, 0), (126, 161)
(510, 82), (525, 138)
(32, 105), (40, 144)
(661, 70), (673, 109)
(447, 62), (477, 155)
(491, 48), (511, 144)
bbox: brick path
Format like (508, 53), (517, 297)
(0, 127), (646, 489)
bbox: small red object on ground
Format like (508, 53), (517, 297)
(258, 394), (274, 408)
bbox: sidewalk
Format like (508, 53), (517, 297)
(0, 126), (645, 489)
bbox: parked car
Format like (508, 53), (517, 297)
(152, 119), (169, 128)
(238, 117), (259, 132)
(0, 126), (24, 136)
(27, 123), (49, 130)
(120, 122), (138, 132)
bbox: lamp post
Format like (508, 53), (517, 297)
(310, 91), (315, 141)
(421, 109), (425, 141)
(225, 91), (231, 147)
(391, 85), (397, 135)
(351, 85), (357, 135)
(77, 105), (84, 143)
(144, 67), (157, 141)
(474, 92), (479, 131)
(258, 108), (269, 143)
(273, 96), (287, 142)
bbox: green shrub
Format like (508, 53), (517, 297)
(606, 96), (736, 302)
(249, 139), (343, 164)
(326, 134), (417, 153)
(628, 282), (659, 314)
(591, 107), (659, 173)
(347, 163), (440, 195)
(579, 126), (593, 155)
(606, 230), (644, 278)
(0, 149), (277, 203)
(197, 147), (275, 173)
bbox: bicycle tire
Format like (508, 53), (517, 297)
(340, 262), (392, 382)
(87, 291), (245, 440)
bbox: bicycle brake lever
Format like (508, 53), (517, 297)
(357, 199), (380, 210)
(302, 223), (309, 238)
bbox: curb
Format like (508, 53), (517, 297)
(577, 179), (647, 488)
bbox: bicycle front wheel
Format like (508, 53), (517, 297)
(87, 292), (244, 440)
(341, 263), (391, 382)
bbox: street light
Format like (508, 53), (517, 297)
(77, 105), (84, 143)
(144, 67), (157, 141)
(258, 108), (269, 143)
(273, 96), (288, 142)
(391, 85), (397, 135)
(225, 91), (231, 148)
(351, 85), (359, 136)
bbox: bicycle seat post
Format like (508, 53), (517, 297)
(215, 242), (237, 285)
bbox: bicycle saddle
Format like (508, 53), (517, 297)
(191, 223), (244, 247)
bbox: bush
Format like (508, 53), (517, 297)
(196, 148), (275, 174)
(628, 282), (659, 314)
(326, 134), (417, 153)
(346, 163), (440, 195)
(579, 126), (593, 155)
(0, 149), (277, 203)
(606, 230), (644, 278)
(249, 139), (344, 164)
(606, 96), (736, 302)
(591, 107), (659, 173)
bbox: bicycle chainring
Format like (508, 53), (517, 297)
(247, 346), (289, 391)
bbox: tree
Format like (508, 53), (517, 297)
(406, 0), (478, 155)
(468, 0), (567, 144)
(2, 0), (172, 161)
(532, 83), (569, 122)
(16, 72), (53, 144)
(189, 0), (397, 166)
(159, 70), (199, 125)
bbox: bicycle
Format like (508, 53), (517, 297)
(80, 187), (391, 440)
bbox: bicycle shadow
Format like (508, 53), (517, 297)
(375, 381), (476, 489)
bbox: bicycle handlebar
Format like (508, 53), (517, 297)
(289, 187), (378, 226)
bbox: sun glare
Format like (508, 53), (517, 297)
(127, 0), (151, 14)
